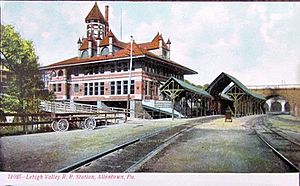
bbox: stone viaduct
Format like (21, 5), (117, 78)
(249, 85), (300, 116)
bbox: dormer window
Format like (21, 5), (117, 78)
(101, 47), (109, 55)
(162, 50), (167, 59)
(81, 50), (89, 58)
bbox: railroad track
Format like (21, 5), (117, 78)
(56, 115), (222, 173)
(254, 116), (300, 172)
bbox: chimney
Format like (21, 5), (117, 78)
(105, 5), (109, 35)
(105, 5), (109, 22)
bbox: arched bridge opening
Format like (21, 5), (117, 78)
(265, 95), (290, 113)
(249, 85), (300, 116)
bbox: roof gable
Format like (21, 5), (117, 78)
(100, 30), (127, 48)
(207, 72), (265, 100)
(161, 77), (213, 99)
(139, 33), (169, 51)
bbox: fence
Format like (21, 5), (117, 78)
(0, 113), (53, 136)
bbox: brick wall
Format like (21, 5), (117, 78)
(251, 88), (300, 116)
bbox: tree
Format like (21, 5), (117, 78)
(184, 79), (210, 90)
(0, 24), (52, 114)
(203, 84), (210, 90)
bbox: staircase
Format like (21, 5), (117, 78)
(142, 100), (185, 118)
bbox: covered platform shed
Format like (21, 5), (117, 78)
(160, 77), (213, 118)
(206, 72), (266, 118)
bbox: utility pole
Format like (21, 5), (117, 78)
(125, 36), (133, 122)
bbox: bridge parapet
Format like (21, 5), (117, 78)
(247, 84), (300, 90)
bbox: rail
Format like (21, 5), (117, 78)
(254, 116), (299, 172)
(56, 115), (223, 173)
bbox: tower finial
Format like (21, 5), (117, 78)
(77, 37), (82, 44)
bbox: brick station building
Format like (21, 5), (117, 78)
(41, 3), (196, 114)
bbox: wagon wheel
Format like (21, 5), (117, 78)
(84, 117), (96, 130)
(57, 119), (69, 131)
(51, 121), (59, 132)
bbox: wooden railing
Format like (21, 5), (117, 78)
(40, 100), (127, 114)
(0, 113), (53, 136)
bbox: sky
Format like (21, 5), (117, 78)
(1, 1), (300, 86)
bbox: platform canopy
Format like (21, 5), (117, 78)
(160, 77), (213, 119)
(207, 72), (265, 101)
(160, 77), (213, 100)
(207, 72), (265, 117)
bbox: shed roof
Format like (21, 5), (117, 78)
(207, 72), (265, 101)
(224, 73), (265, 100)
(161, 77), (213, 99)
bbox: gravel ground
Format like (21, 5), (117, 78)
(0, 118), (194, 172)
(138, 116), (292, 173)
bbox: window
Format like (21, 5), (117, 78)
(148, 64), (152, 73)
(130, 80), (135, 94)
(74, 84), (79, 93)
(94, 67), (99, 74)
(88, 68), (93, 75)
(94, 82), (99, 95)
(84, 68), (88, 75)
(123, 63), (128, 72)
(110, 81), (115, 95)
(110, 64), (115, 73)
(53, 84), (57, 92)
(58, 84), (62, 92)
(81, 50), (89, 58)
(89, 83), (93, 95)
(150, 81), (154, 96)
(116, 64), (122, 72)
(73, 68), (79, 76)
(50, 71), (56, 78)
(58, 70), (63, 77)
(100, 82), (104, 95)
(84, 83), (88, 95)
(123, 80), (128, 94)
(162, 50), (167, 58)
(99, 66), (104, 74)
(117, 81), (122, 95)
(101, 47), (109, 56)
(144, 80), (148, 95)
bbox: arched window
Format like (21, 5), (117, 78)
(50, 70), (56, 78)
(101, 47), (109, 56)
(58, 70), (63, 76)
(81, 50), (89, 58)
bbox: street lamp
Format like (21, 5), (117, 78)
(125, 36), (133, 122)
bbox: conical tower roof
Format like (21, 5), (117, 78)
(85, 2), (108, 25)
